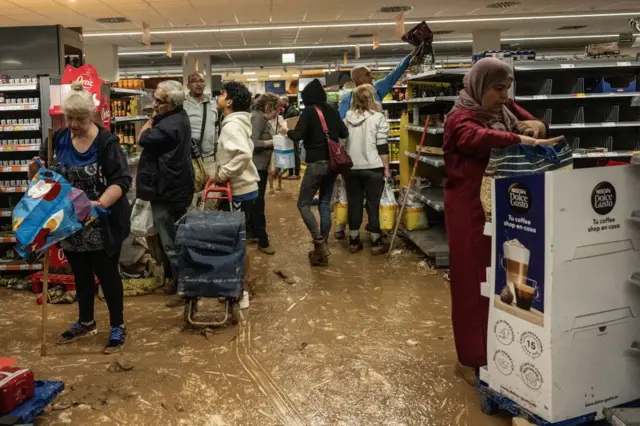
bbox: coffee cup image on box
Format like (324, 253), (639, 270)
(502, 239), (537, 311)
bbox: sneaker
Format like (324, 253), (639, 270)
(349, 237), (364, 253)
(56, 321), (98, 344)
(258, 245), (275, 255)
(239, 291), (250, 309)
(104, 326), (127, 354)
(371, 238), (390, 256)
(334, 230), (346, 240)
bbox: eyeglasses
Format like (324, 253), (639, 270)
(153, 96), (170, 105)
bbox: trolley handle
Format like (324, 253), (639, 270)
(203, 180), (232, 203)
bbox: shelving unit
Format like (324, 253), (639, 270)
(0, 76), (57, 274)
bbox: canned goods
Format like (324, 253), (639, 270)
(17, 119), (23, 124)
(10, 119), (16, 125)
(19, 78), (26, 84)
(35, 118), (40, 124)
(29, 98), (36, 103)
(0, 120), (6, 125)
(29, 118), (35, 124)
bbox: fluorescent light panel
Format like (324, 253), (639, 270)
(85, 11), (640, 37)
(268, 74), (281, 77)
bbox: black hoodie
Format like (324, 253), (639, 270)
(287, 79), (348, 163)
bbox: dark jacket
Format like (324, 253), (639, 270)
(250, 110), (273, 171)
(137, 106), (194, 210)
(42, 126), (132, 257)
(288, 79), (348, 163)
(283, 104), (299, 119)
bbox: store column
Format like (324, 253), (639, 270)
(182, 54), (211, 94)
(472, 30), (501, 53)
(84, 44), (119, 82)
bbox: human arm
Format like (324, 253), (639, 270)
(374, 55), (412, 100)
(138, 121), (176, 150)
(251, 114), (273, 151)
(338, 93), (351, 120)
(287, 108), (311, 142)
(95, 139), (132, 208)
(508, 99), (548, 138)
(217, 126), (254, 182)
(376, 115), (391, 177)
(338, 114), (349, 140)
(446, 115), (522, 156)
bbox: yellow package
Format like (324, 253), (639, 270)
(379, 205), (396, 231)
(334, 203), (348, 226)
(403, 206), (428, 230)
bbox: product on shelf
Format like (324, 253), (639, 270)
(114, 79), (145, 91)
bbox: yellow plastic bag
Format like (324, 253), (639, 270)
(403, 206), (428, 231)
(379, 179), (397, 231)
(332, 175), (348, 226)
(334, 203), (348, 226)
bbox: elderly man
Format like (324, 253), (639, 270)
(184, 71), (218, 180)
(138, 80), (194, 300)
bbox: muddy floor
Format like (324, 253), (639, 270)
(0, 180), (511, 426)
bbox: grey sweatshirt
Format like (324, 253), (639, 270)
(183, 93), (218, 158)
(250, 110), (274, 171)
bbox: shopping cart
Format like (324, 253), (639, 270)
(176, 179), (244, 328)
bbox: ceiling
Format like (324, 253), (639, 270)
(1, 0), (640, 73)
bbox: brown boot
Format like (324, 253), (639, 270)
(309, 239), (329, 266)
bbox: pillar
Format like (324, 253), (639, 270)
(182, 54), (212, 94)
(472, 30), (501, 54)
(84, 44), (119, 82)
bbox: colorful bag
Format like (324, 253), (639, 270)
(12, 167), (104, 259)
(379, 179), (397, 231)
(314, 106), (352, 174)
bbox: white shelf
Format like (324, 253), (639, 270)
(389, 160), (400, 165)
(406, 68), (468, 82)
(387, 118), (401, 123)
(408, 96), (457, 104)
(0, 165), (28, 173)
(393, 85), (407, 89)
(111, 88), (146, 96)
(405, 151), (445, 168)
(0, 263), (42, 271)
(549, 122), (640, 130)
(408, 186), (445, 212)
(388, 137), (400, 142)
(0, 186), (27, 193)
(0, 103), (39, 111)
(516, 92), (640, 101)
(0, 144), (40, 152)
(0, 125), (40, 133)
(572, 151), (636, 159)
(514, 60), (640, 72)
(406, 125), (444, 135)
(112, 115), (150, 124)
(382, 100), (408, 105)
(399, 224), (449, 267)
(0, 84), (38, 92)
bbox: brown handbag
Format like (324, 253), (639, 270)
(313, 106), (352, 173)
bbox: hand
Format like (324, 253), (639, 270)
(516, 120), (546, 138)
(384, 167), (391, 178)
(28, 157), (43, 179)
(140, 119), (153, 133)
(91, 200), (101, 207)
(534, 135), (565, 146)
(278, 124), (288, 135)
(214, 173), (226, 184)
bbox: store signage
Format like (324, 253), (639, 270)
(282, 53), (295, 64)
(591, 181), (616, 215)
(142, 22), (151, 47)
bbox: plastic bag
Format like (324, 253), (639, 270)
(13, 167), (104, 259)
(402, 190), (428, 231)
(130, 199), (156, 237)
(274, 134), (295, 169)
(332, 175), (348, 226)
(379, 179), (397, 231)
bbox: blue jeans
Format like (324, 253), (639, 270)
(297, 161), (336, 241)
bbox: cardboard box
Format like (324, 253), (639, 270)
(485, 165), (640, 423)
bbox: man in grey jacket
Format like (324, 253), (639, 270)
(184, 71), (218, 179)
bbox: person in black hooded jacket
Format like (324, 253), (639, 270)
(287, 78), (348, 266)
(137, 80), (194, 299)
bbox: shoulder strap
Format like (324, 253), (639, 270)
(314, 105), (329, 133)
(199, 102), (207, 144)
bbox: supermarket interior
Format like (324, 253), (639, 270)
(2, 1), (640, 425)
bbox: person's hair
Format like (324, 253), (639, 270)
(255, 93), (280, 114)
(279, 96), (289, 107)
(351, 66), (371, 85)
(350, 84), (381, 113)
(62, 82), (95, 117)
(187, 71), (205, 83)
(157, 80), (185, 106)
(222, 82), (252, 112)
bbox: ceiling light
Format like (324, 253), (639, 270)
(242, 71), (256, 75)
(140, 75), (151, 79)
(268, 74), (281, 78)
(293, 74), (299, 77)
(85, 12), (640, 37)
(247, 78), (258, 81)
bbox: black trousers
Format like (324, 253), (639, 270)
(288, 142), (301, 176)
(64, 249), (124, 327)
(248, 170), (270, 248)
(344, 168), (385, 235)
(220, 197), (255, 236)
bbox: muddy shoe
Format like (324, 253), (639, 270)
(371, 238), (390, 256)
(334, 229), (346, 240)
(258, 245), (275, 255)
(104, 326), (127, 354)
(308, 250), (328, 266)
(349, 236), (364, 253)
(57, 321), (97, 344)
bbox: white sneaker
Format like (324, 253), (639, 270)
(239, 291), (250, 310)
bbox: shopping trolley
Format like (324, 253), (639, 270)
(176, 179), (244, 327)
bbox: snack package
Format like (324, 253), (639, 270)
(402, 190), (428, 231)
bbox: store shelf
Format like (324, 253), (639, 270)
(515, 92), (640, 101)
(399, 224), (449, 267)
(0, 165), (28, 173)
(387, 118), (401, 123)
(111, 115), (150, 124)
(0, 186), (28, 193)
(0, 103), (39, 111)
(382, 100), (408, 105)
(0, 125), (40, 133)
(0, 144), (40, 152)
(388, 137), (400, 142)
(573, 150), (636, 159)
(405, 125), (444, 135)
(549, 121), (640, 130)
(408, 96), (457, 104)
(514, 60), (640, 72)
(111, 88), (146, 96)
(406, 68), (468, 82)
(0, 236), (16, 243)
(393, 85), (407, 89)
(0, 262), (42, 271)
(0, 209), (12, 217)
(389, 160), (400, 165)
(405, 151), (445, 168)
(0, 83), (38, 92)
(409, 186), (445, 212)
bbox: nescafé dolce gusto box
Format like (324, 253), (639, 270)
(485, 165), (640, 422)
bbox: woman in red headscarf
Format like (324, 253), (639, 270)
(443, 58), (562, 382)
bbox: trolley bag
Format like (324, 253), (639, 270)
(0, 367), (35, 415)
(175, 211), (245, 299)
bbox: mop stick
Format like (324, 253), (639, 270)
(40, 128), (53, 356)
(386, 116), (432, 263)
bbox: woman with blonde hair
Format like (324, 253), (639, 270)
(33, 82), (132, 354)
(343, 84), (390, 255)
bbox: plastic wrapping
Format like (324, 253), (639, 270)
(332, 175), (348, 226)
(379, 179), (397, 231)
(402, 190), (428, 231)
(130, 199), (156, 237)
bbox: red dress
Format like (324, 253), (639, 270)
(443, 100), (537, 367)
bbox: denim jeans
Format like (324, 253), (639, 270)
(297, 161), (336, 241)
(150, 201), (187, 282)
(344, 168), (385, 235)
(248, 169), (270, 248)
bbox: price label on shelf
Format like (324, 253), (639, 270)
(533, 95), (548, 99)
(4, 146), (14, 152)
(571, 123), (585, 128)
(561, 64), (575, 69)
(587, 152), (603, 158)
(19, 264), (29, 270)
(601, 122), (616, 127)
(617, 61), (632, 67)
(2, 167), (11, 173)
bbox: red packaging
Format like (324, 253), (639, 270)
(0, 367), (35, 414)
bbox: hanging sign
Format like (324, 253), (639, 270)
(165, 41), (172, 58)
(355, 44), (361, 59)
(142, 22), (151, 47)
(395, 14), (405, 37)
(372, 33), (380, 50)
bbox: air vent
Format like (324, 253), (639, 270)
(433, 30), (454, 35)
(95, 17), (130, 24)
(486, 1), (521, 8)
(139, 41), (165, 46)
(379, 6), (413, 13)
(348, 33), (374, 39)
(557, 25), (587, 30)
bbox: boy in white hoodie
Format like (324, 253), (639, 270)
(214, 82), (260, 217)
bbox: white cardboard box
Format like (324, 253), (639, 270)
(486, 165), (640, 423)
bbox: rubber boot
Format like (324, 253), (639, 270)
(308, 239), (329, 266)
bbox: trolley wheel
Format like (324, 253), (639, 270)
(231, 302), (242, 325)
(480, 394), (500, 416)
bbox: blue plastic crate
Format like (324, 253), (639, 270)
(0, 380), (64, 425)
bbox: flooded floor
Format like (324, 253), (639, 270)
(0, 180), (511, 426)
